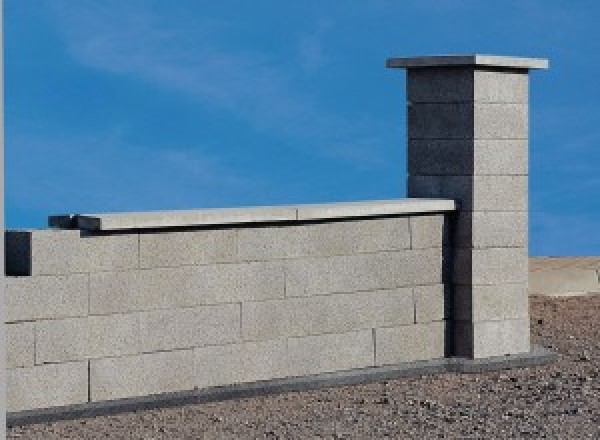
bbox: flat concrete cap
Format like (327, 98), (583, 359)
(386, 54), (549, 70)
(49, 199), (457, 231)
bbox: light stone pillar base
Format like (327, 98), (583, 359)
(387, 55), (548, 359)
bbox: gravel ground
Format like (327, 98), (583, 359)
(8, 295), (600, 439)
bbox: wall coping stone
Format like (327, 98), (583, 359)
(386, 54), (548, 70)
(48, 198), (457, 231)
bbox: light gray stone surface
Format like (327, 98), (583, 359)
(242, 289), (414, 341)
(529, 269), (600, 295)
(455, 211), (527, 248)
(454, 318), (530, 358)
(7, 362), (88, 412)
(453, 247), (528, 285)
(6, 322), (35, 368)
(414, 284), (448, 323)
(387, 54), (548, 70)
(375, 321), (446, 365)
(453, 283), (529, 321)
(90, 349), (195, 401)
(474, 70), (529, 103)
(287, 329), (374, 377)
(237, 217), (411, 261)
(139, 304), (240, 352)
(49, 199), (456, 231)
(5, 275), (88, 322)
(194, 339), (287, 388)
(409, 215), (448, 249)
(139, 229), (237, 268)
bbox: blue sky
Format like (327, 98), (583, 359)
(4, 1), (600, 255)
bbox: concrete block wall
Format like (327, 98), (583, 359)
(4, 212), (452, 412)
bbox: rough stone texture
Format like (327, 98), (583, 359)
(242, 289), (414, 341)
(35, 314), (141, 364)
(285, 249), (444, 297)
(409, 215), (448, 249)
(6, 322), (35, 368)
(139, 304), (240, 352)
(455, 211), (527, 248)
(454, 318), (530, 358)
(474, 70), (528, 103)
(375, 321), (446, 365)
(287, 330), (374, 377)
(454, 283), (529, 321)
(5, 229), (138, 276)
(237, 217), (410, 261)
(89, 262), (284, 314)
(7, 362), (88, 412)
(194, 340), (287, 388)
(408, 103), (474, 139)
(408, 139), (527, 176)
(413, 284), (448, 323)
(139, 229), (237, 268)
(90, 350), (195, 401)
(5, 275), (88, 322)
(453, 247), (528, 285)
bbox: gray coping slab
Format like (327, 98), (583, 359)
(7, 346), (555, 426)
(48, 199), (457, 231)
(386, 54), (548, 70)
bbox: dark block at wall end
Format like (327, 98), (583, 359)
(5, 230), (32, 276)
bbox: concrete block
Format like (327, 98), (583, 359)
(5, 231), (30, 276)
(285, 249), (444, 297)
(408, 175), (527, 211)
(7, 361), (88, 412)
(453, 283), (529, 322)
(408, 103), (473, 139)
(455, 211), (527, 249)
(90, 262), (284, 314)
(35, 314), (141, 364)
(5, 229), (138, 276)
(474, 103), (528, 139)
(408, 139), (527, 176)
(139, 229), (237, 268)
(5, 274), (88, 322)
(90, 349), (195, 401)
(242, 288), (414, 341)
(414, 284), (448, 323)
(375, 321), (446, 366)
(474, 70), (528, 103)
(140, 304), (240, 352)
(194, 339), (287, 388)
(287, 329), (374, 377)
(408, 67), (473, 103)
(237, 217), (410, 261)
(387, 54), (548, 70)
(6, 322), (35, 368)
(529, 269), (600, 296)
(454, 247), (528, 285)
(454, 318), (530, 358)
(409, 214), (449, 249)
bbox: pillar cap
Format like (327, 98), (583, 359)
(386, 54), (548, 70)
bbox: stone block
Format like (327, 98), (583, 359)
(529, 269), (600, 296)
(90, 262), (284, 314)
(453, 283), (529, 322)
(408, 139), (527, 176)
(375, 321), (446, 366)
(455, 211), (527, 249)
(414, 284), (448, 323)
(474, 70), (528, 103)
(6, 322), (35, 368)
(474, 103), (528, 139)
(5, 229), (138, 276)
(408, 175), (527, 212)
(409, 214), (449, 249)
(454, 247), (528, 285)
(407, 67), (473, 103)
(7, 361), (88, 412)
(285, 249), (444, 297)
(242, 288), (414, 341)
(287, 329), (374, 377)
(139, 304), (240, 352)
(194, 339), (287, 388)
(408, 103), (473, 139)
(5, 274), (88, 322)
(139, 229), (237, 268)
(35, 314), (141, 364)
(90, 349), (195, 401)
(237, 217), (410, 262)
(454, 318), (530, 358)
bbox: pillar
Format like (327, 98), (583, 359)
(387, 55), (548, 358)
